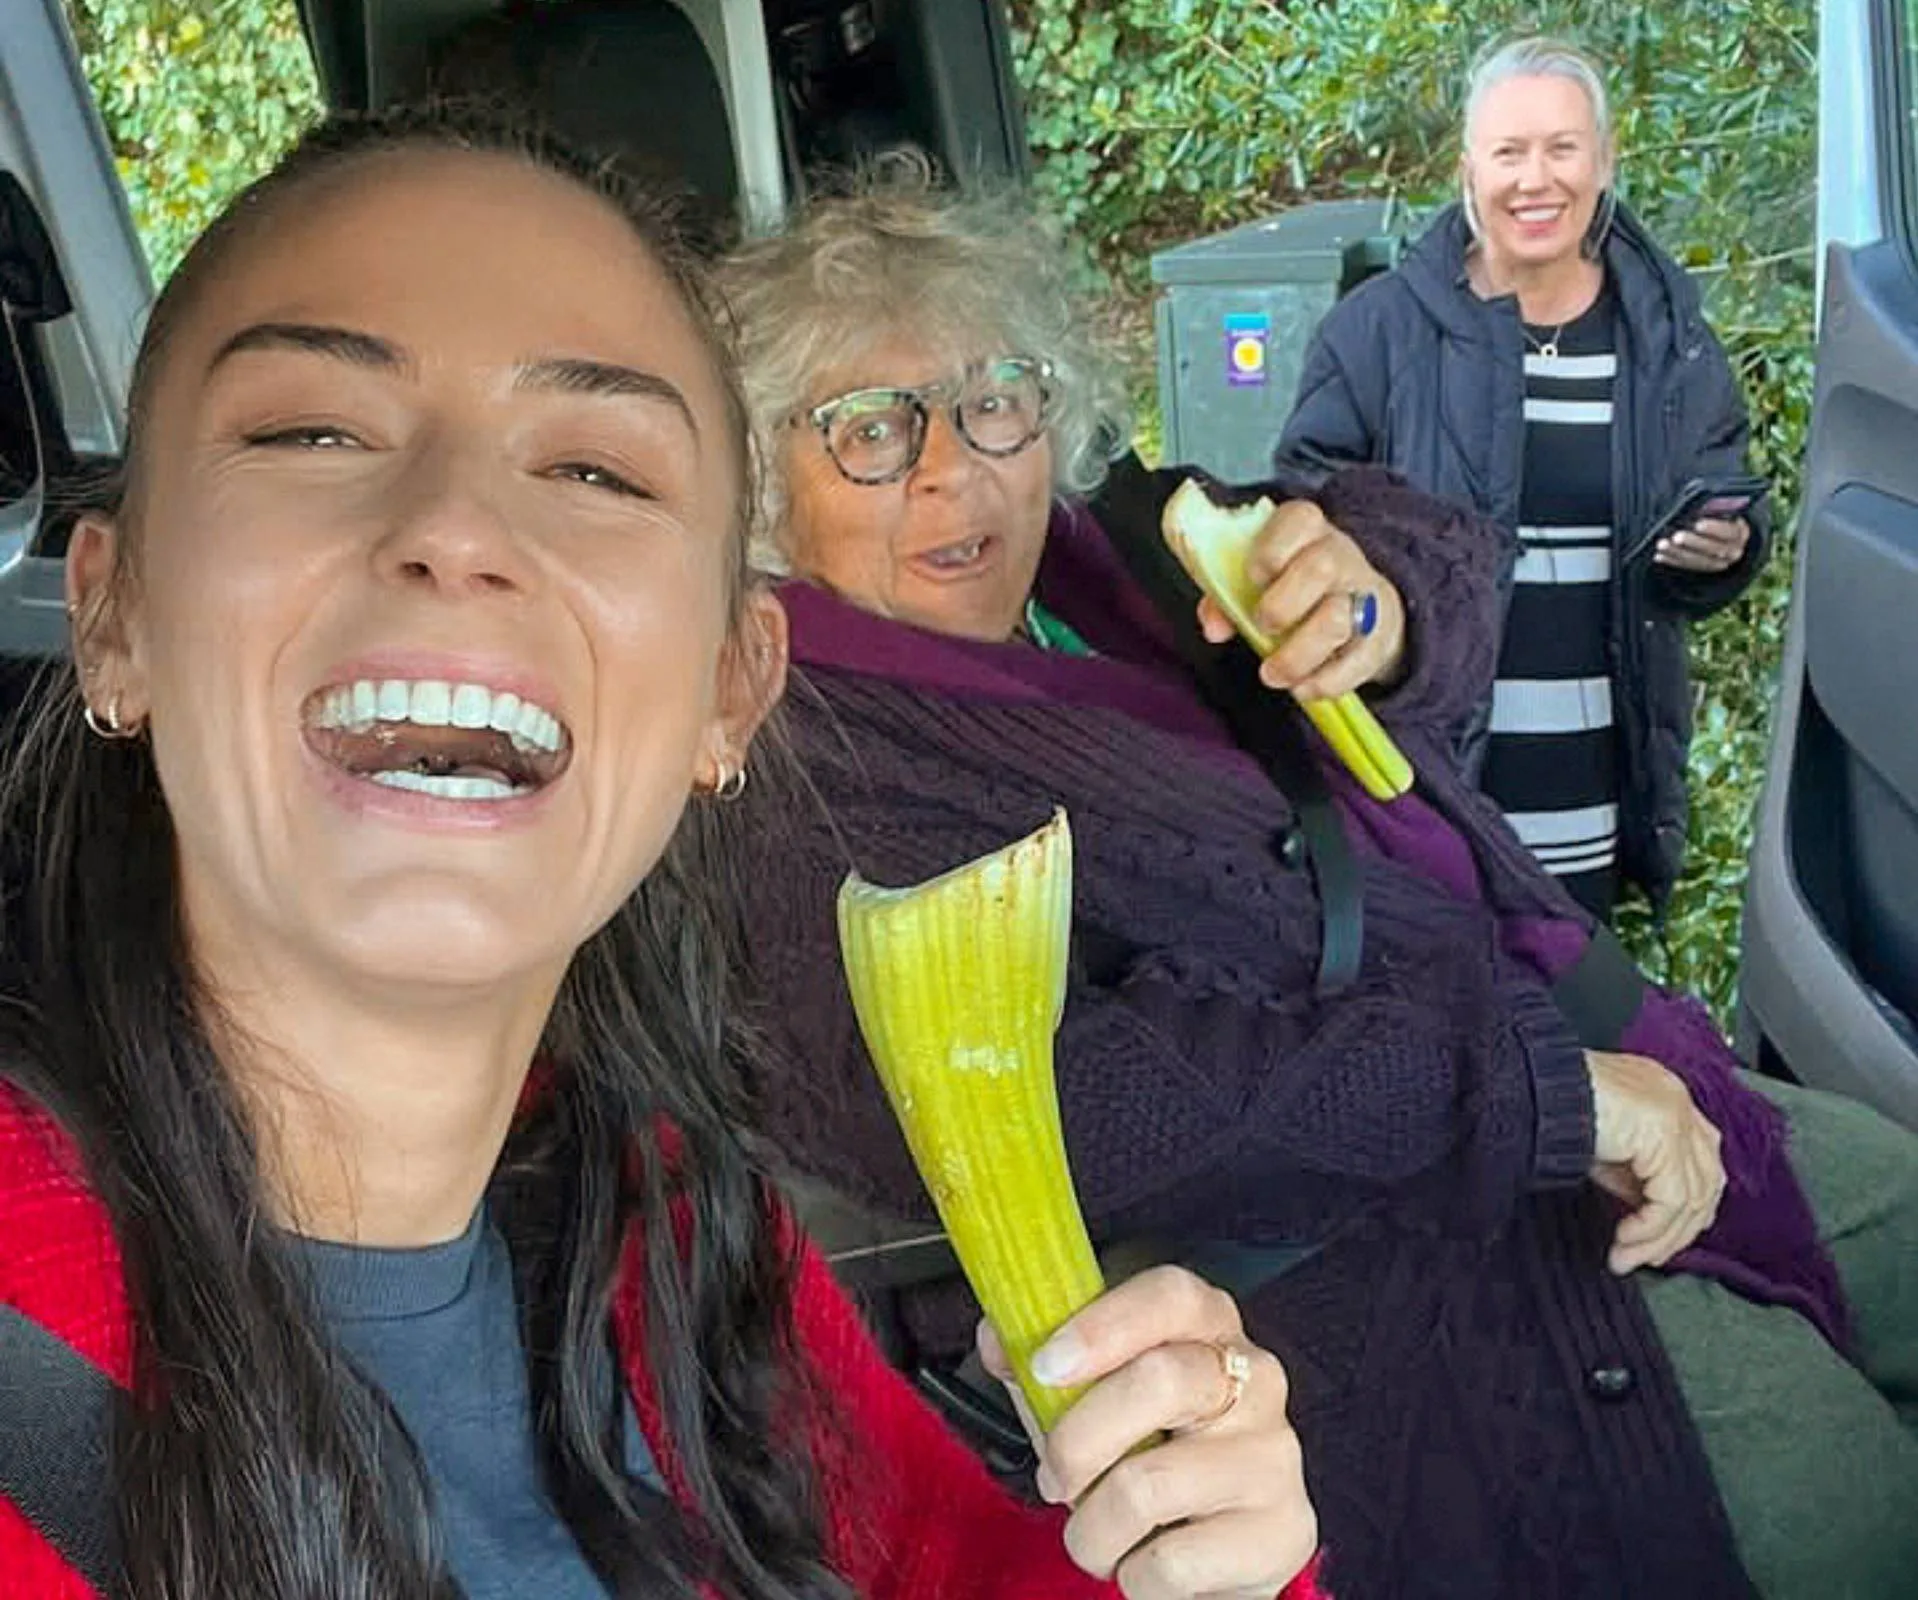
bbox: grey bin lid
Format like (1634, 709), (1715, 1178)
(1150, 197), (1405, 287)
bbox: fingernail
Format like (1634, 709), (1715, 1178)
(1035, 1461), (1065, 1504)
(1030, 1330), (1085, 1387)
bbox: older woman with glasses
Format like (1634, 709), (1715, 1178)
(721, 165), (1918, 1600)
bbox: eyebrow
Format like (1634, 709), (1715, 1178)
(207, 321), (410, 375)
(204, 325), (700, 445)
(514, 357), (701, 445)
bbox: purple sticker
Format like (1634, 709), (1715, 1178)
(1224, 312), (1269, 388)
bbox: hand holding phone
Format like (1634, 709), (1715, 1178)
(1644, 475), (1768, 573)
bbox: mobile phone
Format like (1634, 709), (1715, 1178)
(1632, 474), (1770, 562)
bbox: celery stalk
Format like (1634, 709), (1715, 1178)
(836, 810), (1104, 1430)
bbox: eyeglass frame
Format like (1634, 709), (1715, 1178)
(799, 355), (1057, 486)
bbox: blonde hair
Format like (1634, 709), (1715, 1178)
(1464, 35), (1613, 150)
(717, 156), (1129, 570)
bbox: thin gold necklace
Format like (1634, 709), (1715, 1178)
(1523, 321), (1567, 360)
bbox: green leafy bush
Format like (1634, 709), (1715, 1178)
(1009, 0), (1816, 1020)
(67, 0), (319, 280)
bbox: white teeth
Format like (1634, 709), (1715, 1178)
(369, 770), (523, 801)
(450, 684), (491, 729)
(927, 537), (986, 567)
(310, 678), (566, 754)
(409, 680), (452, 726)
(376, 680), (410, 722)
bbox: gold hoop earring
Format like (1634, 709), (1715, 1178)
(714, 763), (748, 803)
(83, 693), (137, 741)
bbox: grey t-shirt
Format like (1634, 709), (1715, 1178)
(295, 1210), (662, 1600)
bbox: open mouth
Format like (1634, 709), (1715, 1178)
(303, 678), (572, 802)
(912, 534), (996, 576)
(1511, 203), (1567, 226)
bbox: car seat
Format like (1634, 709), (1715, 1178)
(423, 0), (743, 249)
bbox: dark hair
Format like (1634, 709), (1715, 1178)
(0, 104), (845, 1600)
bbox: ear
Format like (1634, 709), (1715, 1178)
(66, 513), (149, 725)
(701, 585), (789, 783)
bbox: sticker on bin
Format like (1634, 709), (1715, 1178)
(1224, 312), (1269, 387)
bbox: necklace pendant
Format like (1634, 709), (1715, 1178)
(1538, 338), (1559, 360)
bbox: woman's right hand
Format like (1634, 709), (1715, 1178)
(980, 1266), (1320, 1599)
(1585, 1049), (1727, 1274)
(1196, 499), (1408, 699)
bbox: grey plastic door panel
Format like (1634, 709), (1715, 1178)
(1737, 0), (1918, 1129)
(0, 0), (152, 658)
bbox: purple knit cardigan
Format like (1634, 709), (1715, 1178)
(745, 464), (1836, 1598)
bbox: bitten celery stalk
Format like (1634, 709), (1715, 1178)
(836, 809), (1103, 1432)
(1163, 478), (1415, 801)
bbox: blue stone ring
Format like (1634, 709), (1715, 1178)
(1350, 589), (1381, 640)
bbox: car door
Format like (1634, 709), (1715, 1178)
(0, 0), (151, 662)
(1737, 0), (1918, 1130)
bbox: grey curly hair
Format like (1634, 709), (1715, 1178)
(717, 157), (1131, 570)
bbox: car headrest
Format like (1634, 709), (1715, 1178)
(427, 0), (738, 240)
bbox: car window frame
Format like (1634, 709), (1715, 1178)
(1888, 0), (1918, 272)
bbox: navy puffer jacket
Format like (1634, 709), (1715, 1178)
(1275, 200), (1770, 908)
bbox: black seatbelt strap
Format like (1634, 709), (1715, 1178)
(1548, 921), (1651, 1050)
(789, 1177), (961, 1294)
(0, 1303), (120, 1595)
(1090, 457), (1365, 993)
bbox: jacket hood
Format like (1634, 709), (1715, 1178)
(1398, 199), (1706, 360)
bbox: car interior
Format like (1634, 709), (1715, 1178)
(300, 0), (1029, 236)
(0, 0), (1913, 1493)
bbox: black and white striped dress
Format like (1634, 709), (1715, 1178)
(1480, 287), (1621, 917)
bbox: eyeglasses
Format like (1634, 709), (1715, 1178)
(803, 356), (1055, 485)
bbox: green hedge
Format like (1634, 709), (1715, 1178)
(67, 0), (318, 280)
(72, 0), (1814, 1022)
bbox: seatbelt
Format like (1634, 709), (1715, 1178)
(0, 1303), (120, 1596)
(1090, 456), (1365, 994)
(787, 1176), (960, 1294)
(1548, 922), (1651, 1051)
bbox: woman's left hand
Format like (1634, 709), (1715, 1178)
(1196, 498), (1407, 701)
(980, 1265), (1318, 1599)
(1654, 516), (1751, 574)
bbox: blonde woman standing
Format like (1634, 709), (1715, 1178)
(1278, 37), (1769, 923)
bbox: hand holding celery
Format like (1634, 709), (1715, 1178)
(1163, 478), (1414, 801)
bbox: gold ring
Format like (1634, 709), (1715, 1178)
(1189, 1341), (1253, 1429)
